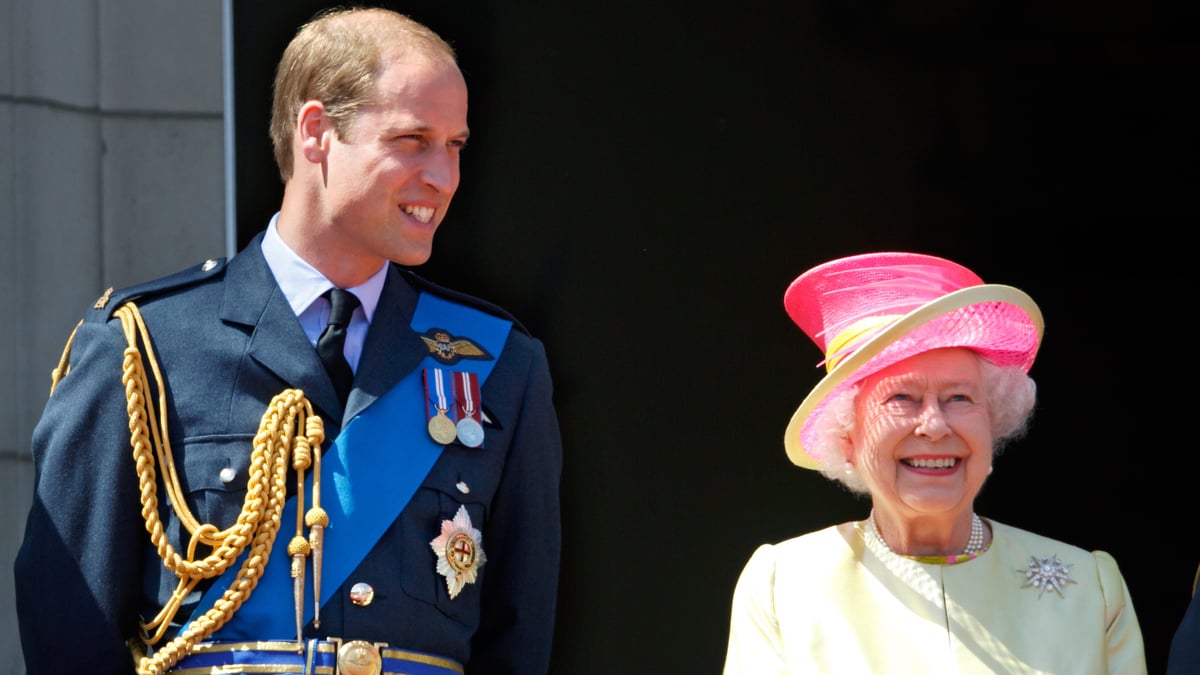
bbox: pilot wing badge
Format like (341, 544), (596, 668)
(421, 328), (493, 365)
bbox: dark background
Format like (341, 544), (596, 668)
(235, 3), (1198, 672)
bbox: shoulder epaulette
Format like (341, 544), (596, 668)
(397, 266), (530, 336)
(87, 257), (228, 321)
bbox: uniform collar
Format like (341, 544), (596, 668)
(261, 212), (387, 322)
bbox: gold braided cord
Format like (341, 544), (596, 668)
(49, 319), (83, 395)
(102, 302), (325, 675)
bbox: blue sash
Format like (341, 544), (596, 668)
(192, 292), (511, 639)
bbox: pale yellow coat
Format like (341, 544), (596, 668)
(724, 519), (1146, 674)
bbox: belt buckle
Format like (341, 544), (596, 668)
(337, 639), (383, 675)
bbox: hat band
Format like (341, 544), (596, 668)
(823, 315), (899, 372)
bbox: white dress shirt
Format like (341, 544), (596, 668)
(259, 213), (387, 373)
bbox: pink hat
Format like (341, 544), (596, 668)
(783, 252), (1044, 469)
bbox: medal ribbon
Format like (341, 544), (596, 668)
(456, 372), (481, 422)
(454, 370), (484, 448)
(425, 367), (456, 423)
(195, 291), (512, 639)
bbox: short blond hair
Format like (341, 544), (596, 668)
(269, 6), (457, 182)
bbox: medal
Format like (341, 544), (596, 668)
(456, 417), (484, 448)
(428, 410), (458, 445)
(454, 371), (484, 448)
(423, 367), (458, 445)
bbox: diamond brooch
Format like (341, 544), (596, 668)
(1019, 554), (1076, 598)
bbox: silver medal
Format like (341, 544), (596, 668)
(456, 417), (484, 447)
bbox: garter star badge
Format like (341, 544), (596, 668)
(1019, 554), (1076, 598)
(430, 505), (486, 599)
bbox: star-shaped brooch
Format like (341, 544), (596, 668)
(1019, 554), (1076, 598)
(430, 505), (487, 599)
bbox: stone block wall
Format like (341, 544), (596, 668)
(0, 3), (226, 670)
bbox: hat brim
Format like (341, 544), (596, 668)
(784, 284), (1044, 469)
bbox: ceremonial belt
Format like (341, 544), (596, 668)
(169, 639), (463, 675)
(190, 291), (512, 640)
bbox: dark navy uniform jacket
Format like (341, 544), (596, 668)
(1167, 578), (1200, 674)
(14, 233), (563, 674)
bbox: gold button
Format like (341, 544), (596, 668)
(349, 582), (375, 606)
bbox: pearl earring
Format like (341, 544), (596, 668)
(843, 460), (854, 475)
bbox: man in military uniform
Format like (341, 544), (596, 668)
(14, 7), (562, 674)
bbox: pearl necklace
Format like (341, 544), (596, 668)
(869, 511), (985, 557)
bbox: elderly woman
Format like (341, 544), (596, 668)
(723, 252), (1146, 674)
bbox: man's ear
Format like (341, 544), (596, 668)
(298, 100), (330, 163)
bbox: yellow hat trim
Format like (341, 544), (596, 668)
(824, 315), (900, 372)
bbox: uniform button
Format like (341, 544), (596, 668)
(202, 259), (219, 272)
(349, 582), (375, 606)
(219, 467), (237, 484)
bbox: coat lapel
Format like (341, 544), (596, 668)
(345, 264), (428, 422)
(219, 237), (341, 417)
(218, 238), (428, 426)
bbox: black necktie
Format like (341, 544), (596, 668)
(316, 288), (360, 406)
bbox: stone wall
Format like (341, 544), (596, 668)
(0, 2), (226, 670)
